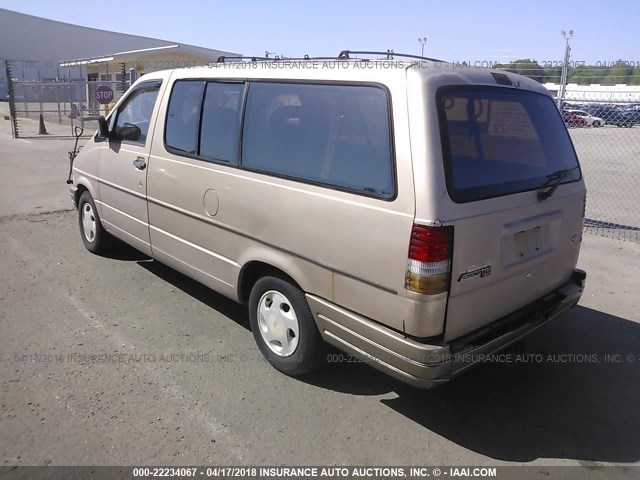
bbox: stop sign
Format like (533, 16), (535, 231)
(95, 85), (114, 104)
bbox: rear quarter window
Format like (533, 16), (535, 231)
(241, 82), (395, 199)
(437, 86), (581, 203)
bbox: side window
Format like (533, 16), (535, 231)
(113, 81), (161, 146)
(165, 81), (205, 154)
(165, 80), (243, 163)
(200, 82), (243, 162)
(242, 82), (394, 198)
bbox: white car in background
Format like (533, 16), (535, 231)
(566, 110), (605, 127)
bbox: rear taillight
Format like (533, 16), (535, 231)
(405, 224), (453, 295)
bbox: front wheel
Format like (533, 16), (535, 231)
(593, 121), (601, 127)
(249, 275), (325, 376)
(78, 191), (113, 254)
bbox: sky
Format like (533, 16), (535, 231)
(1, 0), (638, 64)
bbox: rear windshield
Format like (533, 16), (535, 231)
(437, 86), (581, 203)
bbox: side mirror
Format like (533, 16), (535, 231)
(97, 116), (110, 138)
(115, 123), (141, 141)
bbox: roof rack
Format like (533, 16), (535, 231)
(337, 50), (445, 63)
(268, 55), (345, 61)
(216, 51), (447, 64)
(216, 55), (348, 63)
(216, 56), (270, 63)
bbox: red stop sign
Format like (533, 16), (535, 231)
(95, 85), (114, 105)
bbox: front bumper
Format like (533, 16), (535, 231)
(69, 184), (78, 206)
(307, 269), (586, 388)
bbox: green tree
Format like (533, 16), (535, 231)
(494, 59), (546, 83)
(543, 67), (562, 84)
(628, 67), (640, 86)
(491, 59), (638, 86)
(602, 60), (632, 85)
(568, 65), (608, 85)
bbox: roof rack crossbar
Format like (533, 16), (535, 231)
(337, 50), (445, 63)
(216, 56), (270, 63)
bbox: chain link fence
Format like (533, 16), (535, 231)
(494, 59), (640, 241)
(4, 61), (126, 138)
(561, 100), (640, 242)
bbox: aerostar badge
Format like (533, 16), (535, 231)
(458, 261), (492, 282)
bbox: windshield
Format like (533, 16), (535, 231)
(437, 86), (581, 203)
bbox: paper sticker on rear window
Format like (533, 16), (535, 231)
(488, 101), (538, 140)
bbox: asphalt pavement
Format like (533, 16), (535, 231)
(1, 116), (639, 472)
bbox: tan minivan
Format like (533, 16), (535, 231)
(69, 52), (587, 387)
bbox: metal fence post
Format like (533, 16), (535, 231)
(5, 61), (20, 138)
(56, 85), (62, 124)
(39, 84), (44, 115)
(120, 63), (126, 94)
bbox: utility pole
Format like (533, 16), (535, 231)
(558, 30), (573, 110)
(418, 37), (427, 57)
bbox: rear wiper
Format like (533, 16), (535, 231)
(537, 167), (578, 201)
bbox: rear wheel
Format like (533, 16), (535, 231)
(249, 275), (325, 376)
(78, 191), (113, 254)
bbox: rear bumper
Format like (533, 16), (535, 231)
(307, 269), (586, 388)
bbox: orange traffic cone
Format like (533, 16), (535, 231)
(38, 114), (48, 135)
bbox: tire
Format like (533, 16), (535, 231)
(78, 191), (113, 254)
(593, 121), (601, 127)
(249, 275), (325, 376)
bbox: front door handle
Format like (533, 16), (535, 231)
(133, 157), (147, 170)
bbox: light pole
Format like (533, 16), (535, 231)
(418, 37), (427, 57)
(558, 30), (573, 109)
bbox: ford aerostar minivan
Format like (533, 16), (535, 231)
(69, 51), (587, 387)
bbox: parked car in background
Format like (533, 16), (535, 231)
(605, 110), (638, 128)
(584, 105), (615, 119)
(561, 110), (587, 127)
(621, 109), (640, 123)
(565, 110), (605, 127)
(583, 105), (640, 127)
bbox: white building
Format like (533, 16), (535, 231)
(543, 83), (640, 104)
